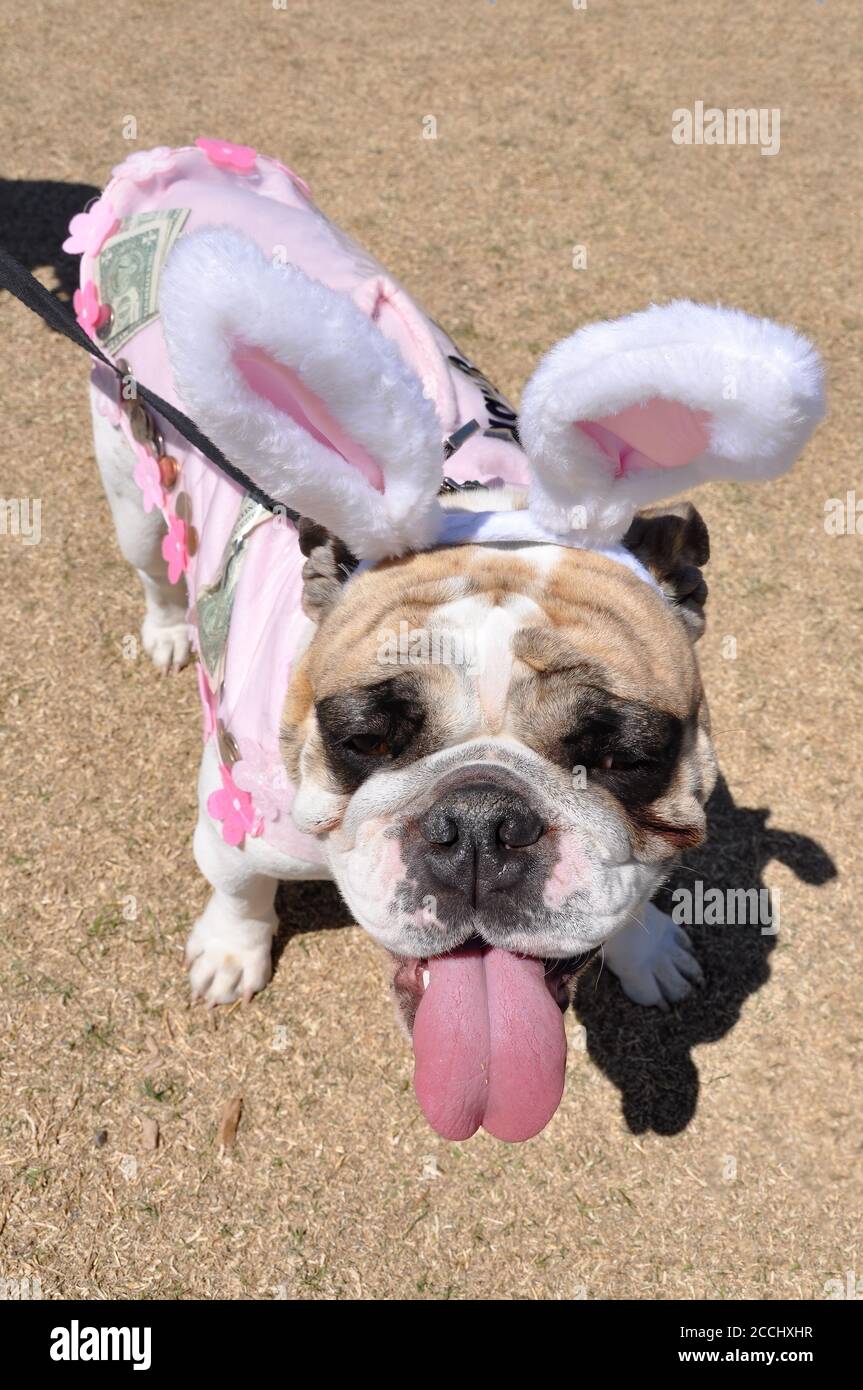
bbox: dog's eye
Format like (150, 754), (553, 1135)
(567, 732), (660, 774)
(600, 751), (641, 771)
(344, 733), (390, 756)
(596, 751), (660, 773)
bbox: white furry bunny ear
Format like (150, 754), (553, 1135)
(159, 228), (444, 560)
(519, 299), (826, 545)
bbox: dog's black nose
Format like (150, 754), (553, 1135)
(418, 782), (545, 904)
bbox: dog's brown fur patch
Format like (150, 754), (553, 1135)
(282, 541), (713, 825)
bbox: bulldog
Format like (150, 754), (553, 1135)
(80, 142), (824, 1141)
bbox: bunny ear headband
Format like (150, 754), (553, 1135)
(160, 228), (825, 566)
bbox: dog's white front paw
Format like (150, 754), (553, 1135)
(141, 614), (191, 674)
(604, 902), (703, 1009)
(184, 917), (274, 1006)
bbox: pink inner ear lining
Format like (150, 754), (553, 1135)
(233, 344), (385, 492)
(576, 398), (712, 477)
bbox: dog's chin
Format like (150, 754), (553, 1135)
(323, 776), (673, 1143)
(356, 856), (670, 1144)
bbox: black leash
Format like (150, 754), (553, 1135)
(0, 245), (292, 518)
(0, 245), (481, 517)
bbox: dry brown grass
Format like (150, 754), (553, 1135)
(1, 0), (859, 1300)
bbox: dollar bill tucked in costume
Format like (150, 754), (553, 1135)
(94, 207), (188, 354)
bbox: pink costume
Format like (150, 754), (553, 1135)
(82, 142), (529, 857)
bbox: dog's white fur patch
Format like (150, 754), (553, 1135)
(603, 901), (704, 1009)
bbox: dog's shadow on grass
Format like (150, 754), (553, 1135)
(573, 773), (837, 1135)
(0, 177), (100, 300)
(272, 878), (350, 970)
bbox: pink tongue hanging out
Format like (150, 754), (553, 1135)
(412, 946), (567, 1142)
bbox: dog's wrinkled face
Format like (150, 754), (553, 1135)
(282, 520), (715, 1141)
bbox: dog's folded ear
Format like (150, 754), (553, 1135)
(159, 228), (445, 561)
(623, 502), (710, 639)
(296, 517), (358, 623)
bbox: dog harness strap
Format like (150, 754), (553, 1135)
(0, 247), (488, 524)
(0, 245), (658, 603)
(0, 246), (293, 519)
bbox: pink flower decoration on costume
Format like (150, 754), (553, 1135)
(195, 137), (257, 174)
(207, 763), (263, 846)
(161, 513), (189, 584)
(233, 739), (292, 822)
(62, 197), (119, 257)
(73, 280), (111, 339)
(196, 661), (219, 739)
(111, 146), (176, 184)
(132, 446), (164, 514)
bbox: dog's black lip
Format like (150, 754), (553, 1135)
(390, 942), (598, 1033)
(449, 942), (600, 979)
(457, 937), (601, 979)
(542, 946), (600, 979)
(394, 941), (600, 978)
